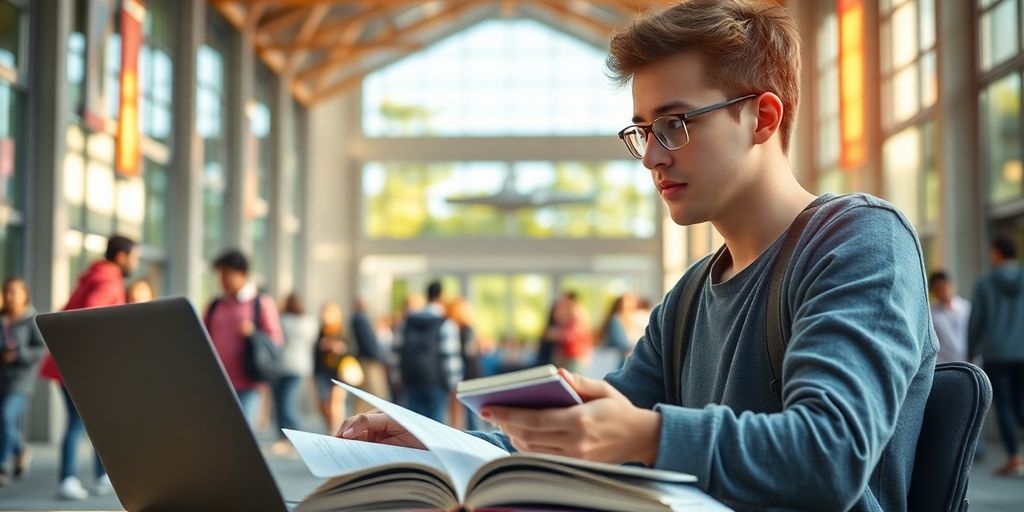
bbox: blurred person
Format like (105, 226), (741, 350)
(334, 2), (938, 509)
(628, 297), (653, 344)
(125, 279), (154, 304)
(203, 249), (284, 427)
(597, 293), (639, 369)
(351, 297), (388, 414)
(929, 271), (970, 364)
(968, 234), (1024, 476)
(271, 292), (319, 455)
(545, 292), (592, 373)
(39, 234), (138, 499)
(0, 278), (46, 486)
(393, 281), (462, 422)
(447, 298), (482, 430)
(314, 302), (351, 433)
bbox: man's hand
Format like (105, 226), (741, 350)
(1, 350), (15, 365)
(336, 410), (426, 450)
(482, 369), (661, 466)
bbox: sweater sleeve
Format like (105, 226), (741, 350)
(649, 206), (934, 510)
(14, 321), (48, 367)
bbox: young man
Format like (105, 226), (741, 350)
(392, 281), (462, 422)
(928, 270), (970, 364)
(203, 249), (283, 425)
(337, 2), (936, 510)
(39, 235), (139, 499)
(968, 234), (1024, 476)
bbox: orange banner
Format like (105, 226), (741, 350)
(116, 0), (145, 177)
(838, 0), (865, 170)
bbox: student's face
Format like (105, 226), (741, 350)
(218, 268), (248, 296)
(2, 282), (27, 311)
(631, 52), (759, 226)
(932, 280), (954, 303)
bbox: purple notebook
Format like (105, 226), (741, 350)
(456, 365), (583, 416)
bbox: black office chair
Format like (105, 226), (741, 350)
(907, 362), (992, 512)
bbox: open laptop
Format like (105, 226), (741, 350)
(36, 297), (289, 512)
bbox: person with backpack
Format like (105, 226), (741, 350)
(968, 234), (1024, 476)
(393, 281), (462, 422)
(203, 249), (283, 427)
(39, 234), (138, 500)
(335, 2), (935, 510)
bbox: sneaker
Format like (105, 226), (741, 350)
(57, 476), (89, 500)
(13, 446), (31, 479)
(995, 456), (1024, 476)
(94, 473), (114, 496)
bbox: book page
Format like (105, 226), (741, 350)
(283, 429), (445, 478)
(335, 381), (509, 500)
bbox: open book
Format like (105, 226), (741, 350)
(285, 382), (732, 512)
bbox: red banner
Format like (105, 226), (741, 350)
(116, 0), (145, 177)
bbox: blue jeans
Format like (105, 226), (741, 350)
(0, 391), (28, 471)
(272, 376), (302, 436)
(986, 362), (1024, 457)
(60, 387), (105, 480)
(405, 386), (448, 423)
(236, 388), (261, 428)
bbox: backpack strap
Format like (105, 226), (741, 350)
(204, 298), (222, 326)
(669, 245), (726, 405)
(252, 293), (263, 334)
(765, 202), (826, 403)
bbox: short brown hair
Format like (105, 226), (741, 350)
(608, 0), (801, 152)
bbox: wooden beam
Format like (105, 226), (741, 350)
(529, 0), (616, 36)
(296, 0), (484, 84)
(244, 2), (270, 34)
(213, 2), (248, 30)
(282, 3), (331, 74)
(259, 3), (386, 51)
(256, 6), (311, 40)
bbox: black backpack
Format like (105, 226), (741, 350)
(399, 314), (448, 388)
(206, 294), (284, 382)
(669, 198), (832, 405)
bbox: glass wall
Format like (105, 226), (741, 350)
(248, 63), (273, 284)
(197, 18), (230, 300)
(979, 0), (1024, 209)
(813, 1), (851, 194)
(880, 0), (939, 262)
(362, 19), (631, 137)
(63, 0), (172, 294)
(0, 0), (26, 279)
(363, 161), (655, 239)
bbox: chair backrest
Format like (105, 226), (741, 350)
(908, 362), (992, 512)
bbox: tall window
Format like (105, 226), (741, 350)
(979, 0), (1024, 207)
(813, 1), (850, 194)
(362, 19), (632, 137)
(0, 0), (27, 278)
(64, 0), (172, 294)
(363, 161), (655, 239)
(281, 99), (306, 293)
(248, 64), (273, 284)
(197, 21), (229, 273)
(879, 0), (939, 258)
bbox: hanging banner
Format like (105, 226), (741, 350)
(838, 0), (866, 170)
(81, 0), (113, 131)
(116, 0), (145, 177)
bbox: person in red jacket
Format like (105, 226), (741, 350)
(39, 235), (138, 500)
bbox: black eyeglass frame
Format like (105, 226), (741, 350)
(617, 94), (760, 159)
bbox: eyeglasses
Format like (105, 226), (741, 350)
(617, 94), (759, 159)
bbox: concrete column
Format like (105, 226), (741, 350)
(937, 0), (983, 287)
(25, 0), (71, 443)
(225, 28), (253, 250)
(168, 0), (205, 302)
(266, 74), (290, 297)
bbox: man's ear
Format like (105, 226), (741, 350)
(752, 92), (784, 146)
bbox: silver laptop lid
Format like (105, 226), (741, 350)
(36, 297), (287, 512)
